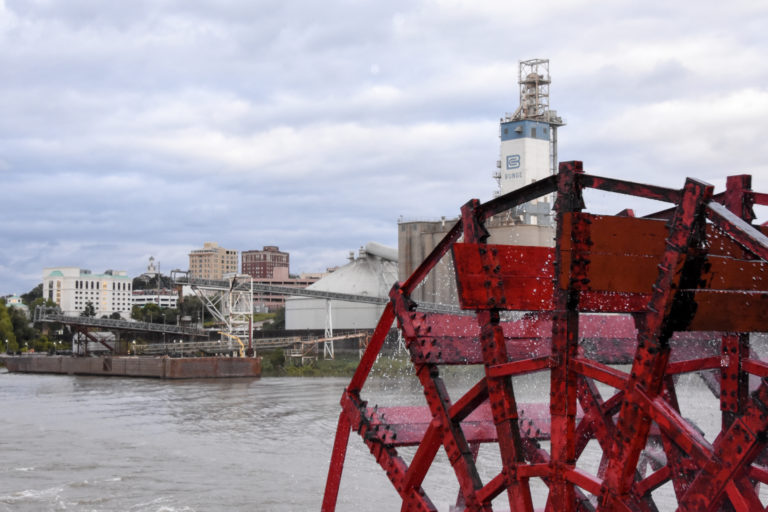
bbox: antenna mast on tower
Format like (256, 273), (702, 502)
(494, 58), (565, 224)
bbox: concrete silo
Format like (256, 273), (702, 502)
(285, 242), (398, 331)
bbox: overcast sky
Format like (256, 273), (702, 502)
(2, 1), (768, 295)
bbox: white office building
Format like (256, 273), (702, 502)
(42, 267), (133, 319)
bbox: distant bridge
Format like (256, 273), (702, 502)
(34, 308), (208, 337)
(32, 308), (353, 359)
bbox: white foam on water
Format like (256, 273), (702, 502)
(0, 485), (65, 504)
(128, 496), (196, 512)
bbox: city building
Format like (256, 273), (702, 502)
(130, 256), (178, 309)
(188, 242), (238, 280)
(42, 267), (133, 318)
(3, 295), (29, 318)
(242, 246), (289, 279)
(134, 256), (173, 286)
(132, 289), (179, 309)
(253, 273), (323, 311)
(240, 245), (325, 311)
(136, 256), (159, 280)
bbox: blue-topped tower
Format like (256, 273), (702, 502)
(494, 59), (564, 225)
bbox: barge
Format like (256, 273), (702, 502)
(0, 355), (261, 379)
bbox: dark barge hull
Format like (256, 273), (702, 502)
(0, 355), (261, 379)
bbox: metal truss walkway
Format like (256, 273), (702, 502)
(34, 308), (207, 337)
(173, 275), (463, 315)
(133, 337), (302, 355)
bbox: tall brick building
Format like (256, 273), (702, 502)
(242, 246), (289, 279)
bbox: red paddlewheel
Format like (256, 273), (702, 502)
(322, 164), (768, 511)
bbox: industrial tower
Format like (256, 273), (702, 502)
(494, 58), (565, 225)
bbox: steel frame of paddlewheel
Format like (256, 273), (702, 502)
(322, 161), (768, 511)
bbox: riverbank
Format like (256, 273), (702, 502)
(261, 349), (413, 378)
(1, 354), (262, 379)
(0, 351), (412, 379)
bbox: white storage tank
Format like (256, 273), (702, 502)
(285, 242), (398, 330)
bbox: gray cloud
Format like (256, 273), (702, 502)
(2, 0), (768, 294)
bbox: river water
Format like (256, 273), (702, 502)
(1, 369), (429, 512)
(0, 366), (751, 511)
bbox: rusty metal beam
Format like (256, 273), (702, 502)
(579, 174), (681, 204)
(707, 200), (768, 262)
(479, 175), (559, 220)
(599, 178), (714, 509)
(321, 412), (352, 512)
(463, 197), (534, 511)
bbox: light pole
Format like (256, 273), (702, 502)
(132, 340), (136, 356)
(179, 339), (183, 358)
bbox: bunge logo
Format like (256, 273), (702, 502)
(506, 154), (521, 169)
